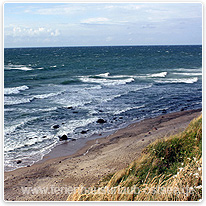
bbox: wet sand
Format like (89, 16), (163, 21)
(4, 108), (201, 201)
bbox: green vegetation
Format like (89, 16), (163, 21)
(67, 115), (202, 201)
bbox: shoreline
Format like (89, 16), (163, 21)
(37, 108), (202, 164)
(4, 108), (202, 201)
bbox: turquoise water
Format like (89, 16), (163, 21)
(4, 45), (202, 171)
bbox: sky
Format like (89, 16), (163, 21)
(4, 2), (202, 48)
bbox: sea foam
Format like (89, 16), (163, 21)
(155, 77), (198, 84)
(174, 68), (202, 72)
(33, 91), (63, 99)
(79, 77), (134, 86)
(4, 96), (33, 106)
(172, 72), (202, 76)
(4, 117), (39, 137)
(5, 64), (32, 71)
(147, 72), (168, 78)
(96, 72), (110, 77)
(4, 85), (29, 95)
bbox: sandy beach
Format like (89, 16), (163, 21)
(4, 108), (201, 201)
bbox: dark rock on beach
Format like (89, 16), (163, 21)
(53, 125), (60, 129)
(70, 138), (76, 141)
(81, 130), (88, 134)
(59, 134), (68, 141)
(59, 135), (76, 141)
(17, 160), (22, 164)
(67, 106), (73, 109)
(96, 119), (107, 124)
(162, 109), (167, 113)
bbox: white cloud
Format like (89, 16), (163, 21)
(104, 4), (143, 11)
(106, 36), (113, 42)
(51, 29), (60, 37)
(39, 27), (45, 32)
(24, 9), (32, 13)
(6, 26), (60, 37)
(80, 17), (129, 26)
(24, 4), (142, 16)
(25, 5), (85, 15)
(81, 17), (110, 25)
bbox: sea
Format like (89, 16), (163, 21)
(4, 45), (202, 171)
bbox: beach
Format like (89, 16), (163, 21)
(4, 108), (201, 201)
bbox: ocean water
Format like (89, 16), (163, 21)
(4, 45), (202, 171)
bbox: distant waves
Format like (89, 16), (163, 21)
(4, 68), (201, 106)
(4, 64), (43, 71)
(155, 77), (198, 84)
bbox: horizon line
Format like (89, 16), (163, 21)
(4, 44), (202, 49)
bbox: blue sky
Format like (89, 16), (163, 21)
(4, 3), (202, 48)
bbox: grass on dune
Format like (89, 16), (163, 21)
(67, 115), (202, 201)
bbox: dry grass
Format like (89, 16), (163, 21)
(67, 115), (202, 201)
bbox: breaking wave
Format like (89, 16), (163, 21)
(5, 64), (32, 71)
(4, 91), (63, 106)
(4, 85), (29, 95)
(173, 68), (202, 72)
(95, 72), (110, 77)
(79, 77), (135, 86)
(155, 77), (198, 84)
(33, 91), (63, 99)
(147, 72), (168, 78)
(172, 72), (202, 76)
